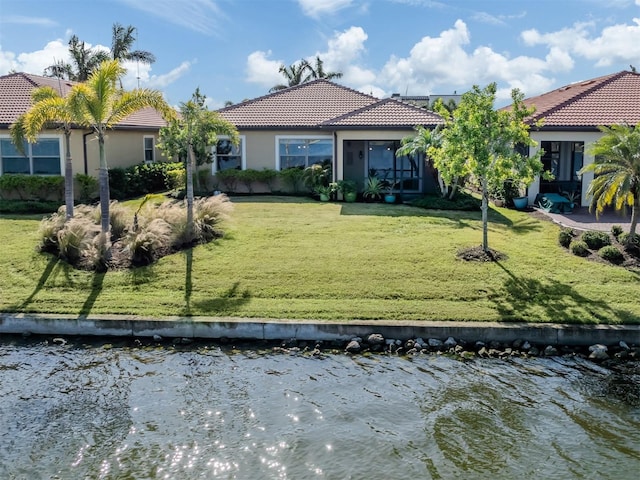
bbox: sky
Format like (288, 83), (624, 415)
(1, 0), (640, 108)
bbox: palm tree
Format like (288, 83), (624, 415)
(303, 56), (342, 82)
(10, 86), (76, 219)
(67, 59), (176, 236)
(580, 123), (640, 236)
(44, 35), (109, 81)
(269, 61), (309, 92)
(110, 23), (156, 88)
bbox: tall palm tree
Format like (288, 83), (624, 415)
(44, 35), (109, 81)
(110, 23), (156, 88)
(580, 123), (640, 236)
(269, 61), (309, 92)
(67, 59), (176, 235)
(10, 86), (76, 219)
(303, 56), (342, 82)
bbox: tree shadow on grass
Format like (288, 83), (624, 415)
(78, 271), (105, 315)
(14, 255), (59, 310)
(491, 261), (636, 323)
(184, 248), (193, 315)
(189, 281), (251, 315)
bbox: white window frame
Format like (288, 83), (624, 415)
(275, 135), (333, 171)
(0, 134), (63, 176)
(211, 135), (246, 174)
(143, 135), (155, 163)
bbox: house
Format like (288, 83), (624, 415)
(518, 70), (640, 206)
(0, 72), (170, 192)
(216, 79), (444, 196)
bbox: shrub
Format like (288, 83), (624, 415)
(569, 240), (590, 257)
(611, 225), (624, 239)
(0, 199), (61, 214)
(256, 168), (278, 192)
(108, 167), (129, 200)
(56, 216), (98, 264)
(109, 201), (132, 241)
(216, 169), (241, 193)
(38, 210), (66, 252)
(280, 167), (304, 194)
(166, 168), (186, 190)
(598, 245), (624, 264)
(581, 230), (611, 250)
(411, 191), (481, 211)
(558, 228), (575, 248)
(83, 232), (112, 272)
(619, 232), (640, 257)
(75, 174), (99, 203)
(125, 218), (171, 266)
(237, 169), (261, 193)
(193, 194), (233, 241)
(0, 174), (64, 201)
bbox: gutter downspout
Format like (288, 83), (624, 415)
(82, 131), (91, 175)
(333, 130), (338, 183)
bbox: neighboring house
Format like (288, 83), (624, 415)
(0, 72), (170, 191)
(217, 79), (443, 195)
(517, 70), (640, 206)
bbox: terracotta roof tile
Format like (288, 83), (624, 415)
(322, 98), (444, 128)
(0, 72), (168, 129)
(519, 70), (640, 128)
(217, 79), (380, 128)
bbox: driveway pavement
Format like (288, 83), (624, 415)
(534, 206), (632, 232)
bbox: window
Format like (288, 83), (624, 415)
(0, 137), (62, 175)
(143, 136), (155, 162)
(277, 137), (333, 170)
(367, 140), (421, 191)
(213, 136), (245, 172)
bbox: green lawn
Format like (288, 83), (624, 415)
(1, 196), (639, 324)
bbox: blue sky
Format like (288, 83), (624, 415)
(1, 0), (639, 108)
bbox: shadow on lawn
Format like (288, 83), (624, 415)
(15, 255), (59, 310)
(79, 271), (105, 315)
(491, 261), (635, 323)
(189, 281), (251, 315)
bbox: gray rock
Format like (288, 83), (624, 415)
(405, 339), (416, 349)
(385, 339), (396, 346)
(153, 335), (163, 342)
(512, 338), (524, 349)
(478, 346), (488, 357)
(589, 344), (608, 354)
(521, 341), (531, 351)
(444, 337), (457, 349)
(345, 340), (361, 353)
(351, 337), (362, 343)
(367, 333), (385, 345)
(619, 341), (630, 351)
(544, 345), (558, 356)
(589, 349), (609, 361)
(428, 338), (443, 348)
(415, 337), (427, 348)
(529, 346), (540, 356)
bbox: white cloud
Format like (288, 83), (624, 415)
(0, 40), (69, 76)
(297, 0), (354, 18)
(245, 50), (286, 88)
(522, 19), (640, 67)
(122, 60), (192, 90)
(115, 0), (223, 35)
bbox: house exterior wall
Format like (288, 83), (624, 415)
(86, 130), (168, 172)
(240, 129), (329, 171)
(529, 130), (603, 207)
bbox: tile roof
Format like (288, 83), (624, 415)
(0, 72), (169, 129)
(218, 79), (384, 128)
(520, 70), (640, 128)
(322, 98), (444, 128)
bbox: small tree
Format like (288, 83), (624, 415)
(430, 83), (543, 253)
(580, 123), (640, 237)
(159, 88), (238, 238)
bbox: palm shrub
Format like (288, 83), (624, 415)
(109, 201), (132, 240)
(84, 232), (112, 272)
(598, 245), (624, 264)
(581, 230), (611, 250)
(38, 209), (67, 253)
(558, 227), (575, 248)
(569, 240), (590, 257)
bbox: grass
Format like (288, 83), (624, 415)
(1, 196), (639, 324)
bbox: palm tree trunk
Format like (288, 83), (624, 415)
(64, 130), (74, 220)
(186, 143), (195, 241)
(630, 194), (639, 236)
(98, 133), (110, 235)
(481, 177), (489, 252)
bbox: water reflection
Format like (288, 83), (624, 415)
(0, 338), (638, 479)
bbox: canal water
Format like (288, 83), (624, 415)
(1, 337), (638, 479)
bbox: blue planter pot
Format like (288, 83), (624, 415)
(513, 196), (528, 210)
(384, 194), (396, 204)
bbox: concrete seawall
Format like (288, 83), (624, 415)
(1, 313), (639, 346)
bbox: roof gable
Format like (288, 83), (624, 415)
(520, 71), (640, 128)
(217, 79), (380, 128)
(322, 98), (444, 128)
